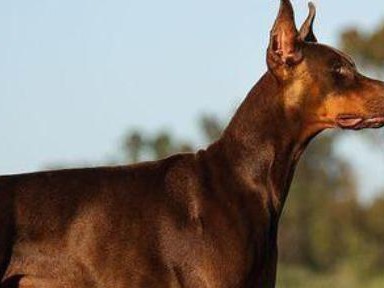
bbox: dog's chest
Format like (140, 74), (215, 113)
(157, 206), (268, 288)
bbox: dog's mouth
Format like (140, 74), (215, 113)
(336, 114), (384, 130)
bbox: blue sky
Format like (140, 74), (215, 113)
(1, 0), (384, 201)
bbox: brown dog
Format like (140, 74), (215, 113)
(1, 1), (384, 287)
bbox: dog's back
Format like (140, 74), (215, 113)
(0, 152), (209, 287)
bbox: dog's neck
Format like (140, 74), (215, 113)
(206, 72), (319, 219)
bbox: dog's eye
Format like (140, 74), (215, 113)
(332, 64), (355, 81)
(333, 65), (349, 76)
(331, 63), (356, 87)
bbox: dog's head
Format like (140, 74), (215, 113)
(267, 0), (384, 134)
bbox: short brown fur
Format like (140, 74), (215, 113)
(2, 1), (384, 287)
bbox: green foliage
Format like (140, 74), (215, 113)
(341, 23), (384, 74)
(279, 133), (362, 271)
(199, 114), (224, 142)
(277, 264), (384, 288)
(122, 114), (223, 163)
(122, 130), (193, 163)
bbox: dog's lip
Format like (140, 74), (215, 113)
(336, 115), (364, 128)
(336, 114), (384, 129)
(364, 116), (384, 128)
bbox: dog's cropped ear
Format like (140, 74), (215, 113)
(267, 0), (303, 68)
(299, 2), (317, 43)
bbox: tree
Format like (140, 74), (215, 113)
(341, 23), (384, 75)
(279, 132), (360, 270)
(121, 115), (223, 164)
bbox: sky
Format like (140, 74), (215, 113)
(1, 0), (384, 202)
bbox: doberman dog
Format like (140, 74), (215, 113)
(1, 0), (384, 287)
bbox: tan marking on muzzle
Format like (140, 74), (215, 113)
(320, 93), (367, 120)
